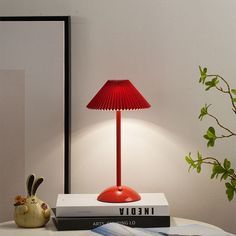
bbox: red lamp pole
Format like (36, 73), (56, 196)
(116, 110), (121, 187)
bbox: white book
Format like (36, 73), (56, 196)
(56, 193), (169, 217)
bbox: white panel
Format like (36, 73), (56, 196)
(0, 21), (65, 217)
(0, 70), (25, 222)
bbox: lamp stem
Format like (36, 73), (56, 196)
(116, 110), (121, 187)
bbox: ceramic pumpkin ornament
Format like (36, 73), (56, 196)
(14, 174), (51, 228)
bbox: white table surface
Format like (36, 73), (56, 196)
(0, 217), (222, 236)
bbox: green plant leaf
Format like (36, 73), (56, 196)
(226, 189), (234, 201)
(211, 173), (216, 179)
(220, 172), (228, 181)
(223, 159), (231, 170)
(231, 179), (236, 187)
(213, 164), (225, 174)
(185, 153), (197, 172)
(205, 77), (219, 91)
(207, 127), (215, 138)
(204, 127), (217, 147)
(198, 104), (211, 121)
(225, 182), (236, 201)
(233, 98), (236, 103)
(228, 169), (234, 175)
(211, 163), (226, 179)
(211, 163), (218, 179)
(199, 66), (207, 84)
(209, 140), (215, 147)
(197, 165), (201, 173)
(197, 152), (202, 161)
(185, 156), (192, 164)
(231, 89), (236, 95)
(185, 156), (190, 163)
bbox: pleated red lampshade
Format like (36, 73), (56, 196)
(87, 80), (150, 110)
(87, 79), (150, 203)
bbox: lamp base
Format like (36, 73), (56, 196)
(97, 185), (141, 203)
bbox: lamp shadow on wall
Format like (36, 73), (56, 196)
(71, 118), (191, 194)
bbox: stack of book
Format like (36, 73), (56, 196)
(52, 193), (170, 231)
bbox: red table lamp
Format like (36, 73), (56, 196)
(87, 80), (150, 203)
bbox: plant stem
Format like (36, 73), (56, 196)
(192, 157), (236, 180)
(207, 74), (236, 113)
(217, 134), (235, 139)
(207, 113), (236, 136)
(192, 156), (220, 165)
(202, 157), (221, 165)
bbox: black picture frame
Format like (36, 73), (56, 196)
(0, 16), (71, 194)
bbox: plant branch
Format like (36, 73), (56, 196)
(192, 156), (221, 165)
(215, 86), (228, 94)
(192, 157), (236, 180)
(217, 134), (235, 139)
(207, 74), (236, 113)
(207, 113), (236, 136)
(189, 66), (236, 200)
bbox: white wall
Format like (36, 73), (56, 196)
(0, 0), (236, 233)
